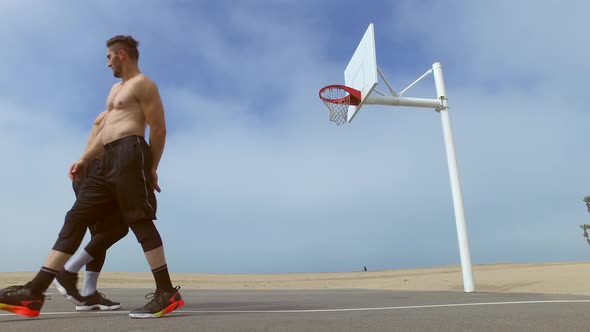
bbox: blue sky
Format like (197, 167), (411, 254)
(2, 0), (590, 276)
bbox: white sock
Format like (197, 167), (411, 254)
(64, 250), (94, 273)
(81, 271), (100, 296)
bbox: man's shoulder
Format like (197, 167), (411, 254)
(133, 74), (159, 97)
(136, 73), (156, 86)
(109, 81), (122, 92)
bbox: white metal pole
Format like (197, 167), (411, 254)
(432, 62), (475, 293)
(364, 95), (441, 109)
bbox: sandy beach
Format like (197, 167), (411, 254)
(1, 262), (589, 296)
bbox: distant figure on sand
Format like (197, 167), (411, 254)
(363, 266), (368, 272)
(580, 197), (590, 246)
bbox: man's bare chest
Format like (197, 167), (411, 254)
(107, 84), (140, 111)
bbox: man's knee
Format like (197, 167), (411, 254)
(52, 211), (88, 255)
(86, 222), (129, 257)
(130, 221), (162, 252)
(117, 223), (130, 240)
(84, 232), (109, 258)
(91, 221), (129, 243)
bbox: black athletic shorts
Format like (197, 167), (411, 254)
(72, 159), (124, 234)
(71, 135), (157, 226)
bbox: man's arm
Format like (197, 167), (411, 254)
(84, 111), (108, 153)
(69, 111), (108, 181)
(70, 130), (105, 181)
(81, 130), (105, 162)
(80, 110), (109, 162)
(138, 78), (167, 191)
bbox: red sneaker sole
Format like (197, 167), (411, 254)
(0, 303), (41, 317)
(155, 299), (185, 317)
(129, 299), (185, 318)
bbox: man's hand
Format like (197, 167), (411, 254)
(151, 169), (161, 193)
(69, 159), (88, 182)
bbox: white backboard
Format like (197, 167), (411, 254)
(344, 23), (378, 123)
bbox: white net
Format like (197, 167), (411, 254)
(320, 86), (350, 126)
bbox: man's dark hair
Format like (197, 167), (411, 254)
(106, 35), (140, 60)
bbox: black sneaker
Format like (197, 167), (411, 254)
(52, 270), (85, 305)
(75, 291), (121, 311)
(0, 282), (45, 317)
(129, 286), (184, 318)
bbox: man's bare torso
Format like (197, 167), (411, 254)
(101, 74), (148, 144)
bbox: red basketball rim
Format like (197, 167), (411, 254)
(319, 85), (362, 106)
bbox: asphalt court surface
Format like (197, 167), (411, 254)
(1, 288), (590, 331)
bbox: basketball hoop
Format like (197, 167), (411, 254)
(319, 85), (361, 126)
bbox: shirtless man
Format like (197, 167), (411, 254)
(51, 110), (127, 311)
(0, 35), (184, 319)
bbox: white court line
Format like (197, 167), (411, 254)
(180, 299), (590, 313)
(2, 299), (590, 316)
(0, 311), (130, 317)
(179, 290), (393, 296)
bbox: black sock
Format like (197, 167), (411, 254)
(29, 267), (59, 295)
(152, 264), (173, 291)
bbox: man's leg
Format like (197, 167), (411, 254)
(52, 247), (93, 305)
(55, 162), (97, 301)
(74, 222), (128, 311)
(54, 158), (122, 308)
(127, 220), (184, 318)
(0, 210), (93, 317)
(0, 249), (75, 317)
(0, 171), (113, 317)
(130, 221), (172, 290)
(81, 227), (106, 297)
(51, 169), (119, 305)
(108, 135), (183, 318)
(53, 221), (128, 308)
(28, 201), (99, 295)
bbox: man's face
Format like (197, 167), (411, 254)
(107, 48), (123, 78)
